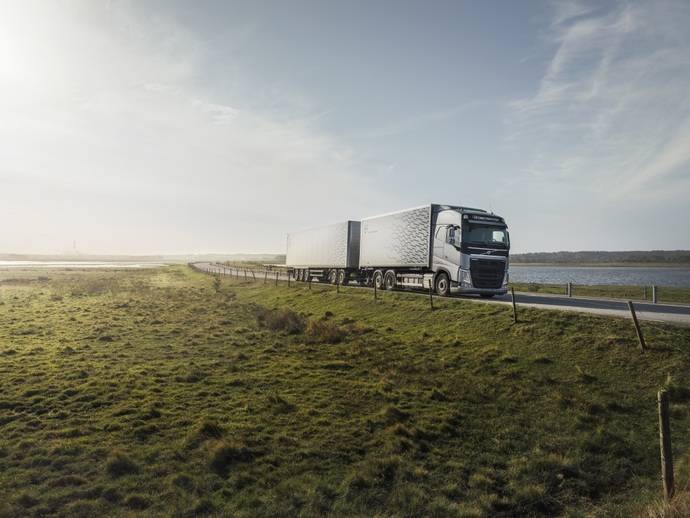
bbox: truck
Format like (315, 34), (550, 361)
(287, 204), (510, 297)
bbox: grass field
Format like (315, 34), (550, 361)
(1, 266), (690, 517)
(511, 282), (690, 305)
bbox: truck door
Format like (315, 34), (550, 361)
(444, 226), (461, 278)
(433, 226), (446, 264)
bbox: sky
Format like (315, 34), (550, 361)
(1, 0), (689, 255)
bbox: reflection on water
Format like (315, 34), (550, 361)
(510, 265), (690, 288)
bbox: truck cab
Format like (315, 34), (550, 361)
(432, 207), (509, 297)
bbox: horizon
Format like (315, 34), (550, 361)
(2, 1), (690, 254)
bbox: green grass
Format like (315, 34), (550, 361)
(1, 266), (690, 517)
(511, 281), (690, 304)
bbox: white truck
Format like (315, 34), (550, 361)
(287, 204), (509, 297)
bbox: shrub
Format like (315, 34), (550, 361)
(305, 319), (346, 344)
(256, 307), (305, 334)
(105, 450), (139, 477)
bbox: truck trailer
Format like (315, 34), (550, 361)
(287, 204), (510, 297)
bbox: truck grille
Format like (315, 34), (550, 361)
(470, 259), (505, 289)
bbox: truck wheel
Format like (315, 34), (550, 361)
(373, 270), (384, 290)
(328, 270), (337, 284)
(435, 272), (450, 297)
(383, 270), (396, 290)
(338, 269), (348, 285)
(298, 269), (304, 282)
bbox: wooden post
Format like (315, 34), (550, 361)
(658, 389), (674, 500)
(644, 286), (648, 300)
(653, 285), (658, 304)
(264, 270), (267, 284)
(308, 275), (312, 290)
(567, 282), (572, 297)
(275, 272), (278, 287)
(288, 271), (291, 288)
(627, 301), (646, 352)
(428, 280), (434, 310)
(373, 277), (377, 301)
(251, 270), (256, 281)
(511, 287), (518, 324)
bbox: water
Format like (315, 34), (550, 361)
(510, 265), (690, 288)
(0, 261), (165, 269)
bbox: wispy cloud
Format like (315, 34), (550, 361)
(351, 101), (484, 139)
(506, 0), (690, 199)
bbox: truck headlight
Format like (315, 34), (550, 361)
(460, 269), (472, 287)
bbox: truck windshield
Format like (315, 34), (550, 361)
(462, 223), (509, 248)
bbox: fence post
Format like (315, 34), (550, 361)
(658, 389), (674, 500)
(374, 277), (377, 301)
(511, 287), (518, 324)
(644, 286), (647, 300)
(275, 272), (278, 287)
(264, 270), (267, 284)
(627, 301), (646, 352)
(428, 280), (434, 310)
(336, 273), (340, 294)
(567, 282), (572, 298)
(251, 270), (256, 282)
(308, 275), (312, 290)
(288, 271), (291, 288)
(653, 285), (658, 304)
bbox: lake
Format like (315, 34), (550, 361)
(0, 261), (166, 269)
(510, 265), (690, 288)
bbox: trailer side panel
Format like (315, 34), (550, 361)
(359, 205), (432, 268)
(286, 221), (358, 268)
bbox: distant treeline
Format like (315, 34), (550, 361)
(511, 250), (690, 264)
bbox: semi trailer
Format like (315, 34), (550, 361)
(286, 204), (510, 297)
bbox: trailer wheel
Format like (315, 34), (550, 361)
(298, 269), (305, 282)
(373, 270), (384, 290)
(328, 270), (337, 284)
(383, 270), (396, 290)
(435, 272), (450, 297)
(337, 269), (347, 285)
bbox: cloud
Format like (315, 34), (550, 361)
(0, 1), (386, 254)
(506, 0), (690, 200)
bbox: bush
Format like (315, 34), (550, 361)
(305, 319), (346, 344)
(256, 307), (305, 334)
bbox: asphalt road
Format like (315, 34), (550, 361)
(195, 263), (690, 326)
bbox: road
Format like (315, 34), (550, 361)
(194, 263), (690, 326)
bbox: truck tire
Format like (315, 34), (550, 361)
(338, 269), (347, 285)
(298, 269), (304, 282)
(373, 270), (384, 291)
(328, 270), (337, 284)
(435, 272), (450, 297)
(383, 270), (396, 290)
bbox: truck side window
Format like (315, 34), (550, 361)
(447, 226), (456, 245)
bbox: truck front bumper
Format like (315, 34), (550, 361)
(451, 266), (508, 296)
